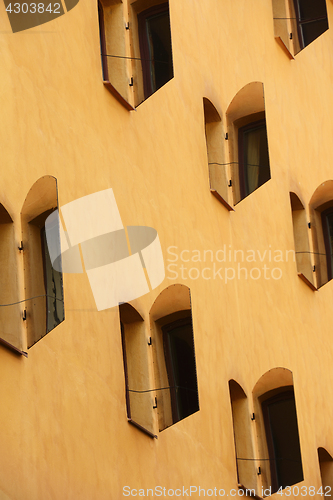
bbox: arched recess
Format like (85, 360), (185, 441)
(229, 380), (257, 491)
(253, 368), (303, 493)
(226, 82), (271, 204)
(98, 0), (135, 111)
(203, 98), (233, 211)
(289, 192), (315, 289)
(119, 303), (156, 438)
(271, 0), (298, 57)
(318, 448), (333, 493)
(0, 203), (24, 354)
(21, 176), (64, 348)
(150, 285), (199, 431)
(272, 0), (328, 58)
(309, 181), (333, 288)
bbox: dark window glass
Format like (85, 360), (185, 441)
(294, 0), (328, 48)
(98, 1), (108, 81)
(162, 316), (199, 424)
(322, 208), (333, 281)
(262, 389), (303, 493)
(138, 3), (173, 99)
(41, 224), (64, 333)
(238, 119), (270, 200)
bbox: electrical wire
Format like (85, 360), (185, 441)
(0, 294), (64, 307)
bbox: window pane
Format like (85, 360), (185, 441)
(41, 227), (64, 333)
(165, 320), (199, 422)
(266, 396), (303, 489)
(145, 11), (173, 94)
(301, 19), (329, 47)
(297, 0), (327, 22)
(243, 124), (270, 196)
(325, 212), (333, 278)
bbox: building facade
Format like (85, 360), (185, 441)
(0, 0), (333, 498)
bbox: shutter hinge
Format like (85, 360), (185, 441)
(251, 413), (255, 421)
(18, 241), (23, 251)
(228, 180), (232, 187)
(257, 466), (261, 476)
(129, 77), (134, 87)
(22, 310), (27, 321)
(153, 397), (157, 409)
(147, 337), (152, 346)
(225, 133), (228, 140)
(290, 32), (293, 40)
(125, 22), (129, 30)
(308, 222), (311, 229)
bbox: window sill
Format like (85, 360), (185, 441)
(275, 36), (295, 59)
(210, 189), (234, 211)
(128, 419), (157, 439)
(298, 272), (317, 291)
(103, 81), (135, 111)
(0, 336), (28, 357)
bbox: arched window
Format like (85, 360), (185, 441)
(97, 0), (134, 110)
(203, 98), (233, 211)
(229, 380), (257, 491)
(21, 176), (64, 348)
(97, 0), (174, 108)
(253, 368), (303, 494)
(0, 203), (25, 354)
(309, 181), (333, 288)
(138, 2), (173, 99)
(150, 285), (199, 431)
(318, 448), (333, 495)
(119, 303), (156, 438)
(293, 0), (328, 51)
(226, 82), (271, 204)
(289, 192), (315, 289)
(271, 0), (328, 57)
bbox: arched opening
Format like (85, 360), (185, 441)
(21, 176), (64, 348)
(0, 203), (24, 353)
(226, 82), (271, 204)
(119, 303), (156, 437)
(229, 380), (257, 491)
(309, 181), (333, 288)
(150, 285), (199, 431)
(253, 368), (303, 493)
(318, 448), (333, 494)
(203, 98), (233, 210)
(289, 192), (315, 289)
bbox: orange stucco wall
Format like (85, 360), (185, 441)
(0, 0), (333, 498)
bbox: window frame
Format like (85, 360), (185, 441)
(98, 1), (109, 82)
(261, 388), (303, 493)
(321, 206), (333, 282)
(238, 118), (271, 201)
(34, 210), (65, 339)
(161, 315), (199, 425)
(292, 0), (328, 50)
(119, 305), (157, 439)
(137, 2), (173, 100)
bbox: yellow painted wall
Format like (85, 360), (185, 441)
(0, 0), (333, 498)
